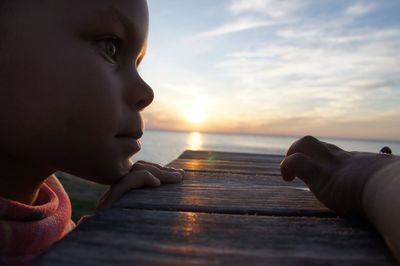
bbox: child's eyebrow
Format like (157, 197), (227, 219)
(109, 7), (148, 64)
(109, 7), (147, 43)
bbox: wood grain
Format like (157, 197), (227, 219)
(178, 150), (285, 163)
(114, 171), (332, 217)
(33, 209), (395, 266)
(168, 159), (283, 175)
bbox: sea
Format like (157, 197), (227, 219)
(134, 129), (400, 165)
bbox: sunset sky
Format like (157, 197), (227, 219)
(141, 0), (400, 140)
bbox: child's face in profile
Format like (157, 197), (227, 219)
(0, 0), (153, 184)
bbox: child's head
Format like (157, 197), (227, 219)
(0, 0), (153, 185)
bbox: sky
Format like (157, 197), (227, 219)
(140, 0), (400, 140)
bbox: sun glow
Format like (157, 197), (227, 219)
(185, 107), (208, 124)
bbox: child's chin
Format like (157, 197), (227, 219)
(78, 158), (133, 185)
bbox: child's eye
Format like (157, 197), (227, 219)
(95, 38), (121, 64)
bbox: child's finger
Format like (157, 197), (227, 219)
(280, 152), (322, 184)
(136, 160), (185, 174)
(96, 170), (160, 211)
(133, 162), (183, 184)
(135, 160), (164, 169)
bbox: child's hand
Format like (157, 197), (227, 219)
(96, 161), (184, 211)
(280, 136), (397, 218)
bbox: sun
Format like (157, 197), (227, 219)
(185, 107), (208, 124)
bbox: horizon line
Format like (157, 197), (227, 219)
(145, 128), (400, 143)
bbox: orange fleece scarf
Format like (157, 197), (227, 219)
(0, 175), (75, 266)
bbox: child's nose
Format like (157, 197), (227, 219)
(124, 72), (154, 111)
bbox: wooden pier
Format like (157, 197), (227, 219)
(33, 150), (396, 265)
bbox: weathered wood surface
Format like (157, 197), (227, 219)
(33, 209), (393, 266)
(169, 151), (284, 175)
(178, 150), (284, 163)
(33, 150), (396, 265)
(114, 171), (332, 217)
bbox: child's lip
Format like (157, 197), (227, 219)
(115, 130), (143, 140)
(115, 131), (143, 154)
(116, 137), (142, 153)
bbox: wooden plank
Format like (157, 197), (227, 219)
(168, 159), (283, 175)
(167, 151), (286, 175)
(161, 171), (308, 187)
(114, 171), (332, 217)
(32, 208), (395, 266)
(178, 150), (284, 163)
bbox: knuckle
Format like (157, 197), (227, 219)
(139, 169), (153, 178)
(282, 153), (297, 166)
(299, 135), (318, 144)
(131, 162), (145, 170)
(288, 136), (319, 156)
(283, 153), (306, 168)
(287, 141), (304, 155)
(134, 163), (157, 173)
(292, 152), (306, 160)
(128, 169), (152, 180)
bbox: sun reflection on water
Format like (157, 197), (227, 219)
(188, 132), (203, 151)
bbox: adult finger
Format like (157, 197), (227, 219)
(280, 152), (322, 185)
(286, 136), (331, 161)
(133, 162), (183, 184)
(96, 170), (160, 211)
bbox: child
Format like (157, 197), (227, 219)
(0, 0), (183, 265)
(281, 136), (400, 261)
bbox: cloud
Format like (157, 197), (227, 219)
(258, 109), (400, 140)
(229, 0), (305, 18)
(194, 0), (302, 38)
(345, 2), (377, 16)
(278, 27), (400, 44)
(213, 19), (400, 121)
(195, 18), (276, 38)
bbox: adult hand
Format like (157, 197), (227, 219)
(280, 136), (397, 217)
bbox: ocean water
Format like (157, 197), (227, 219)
(134, 130), (400, 165)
